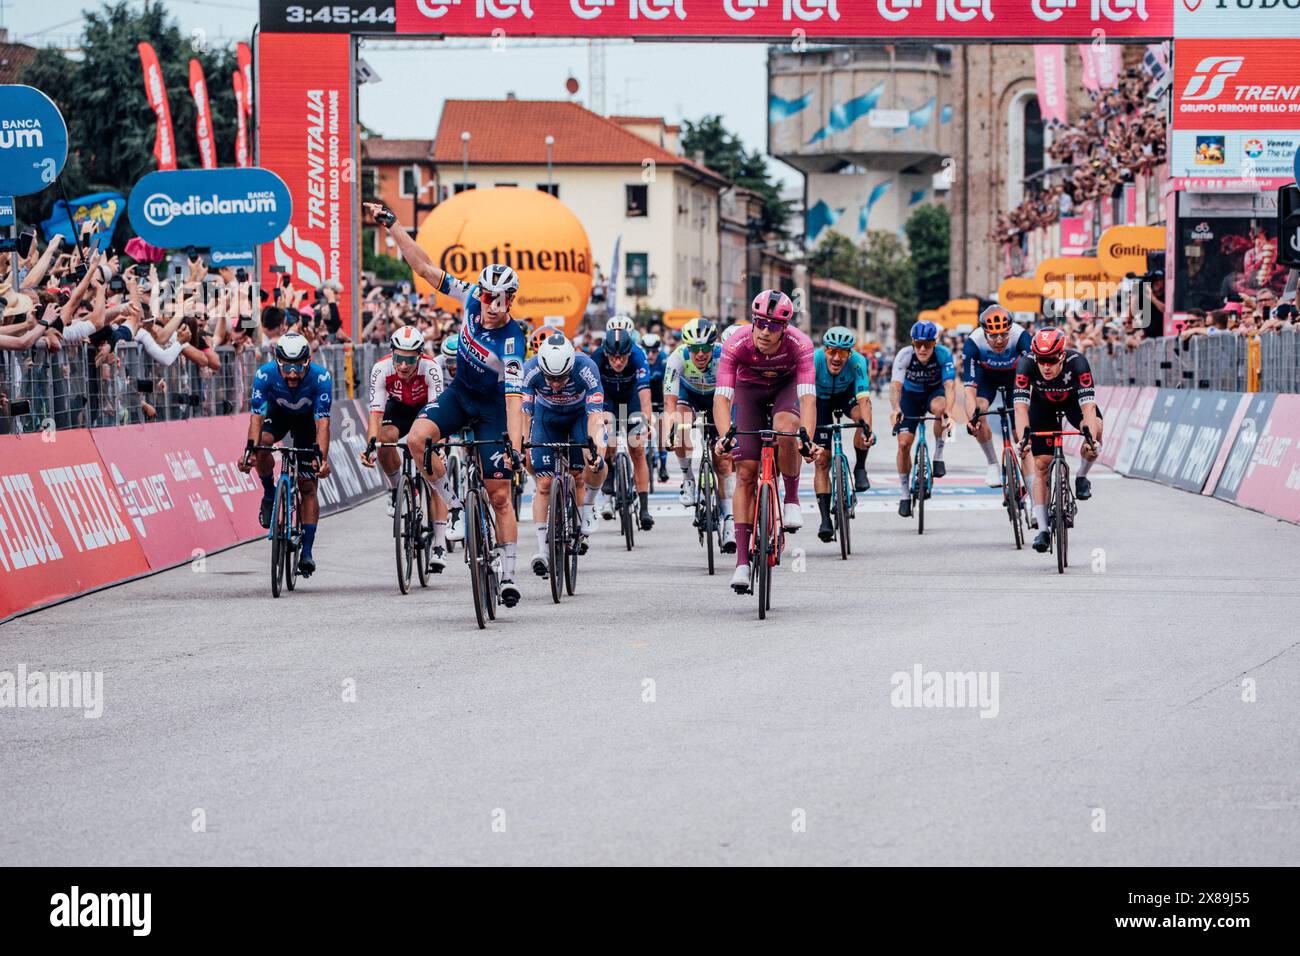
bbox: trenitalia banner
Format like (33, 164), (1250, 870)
(236, 42), (254, 116)
(233, 72), (250, 167)
(1174, 0), (1300, 38)
(0, 430), (151, 622)
(1032, 45), (1067, 125)
(257, 31), (355, 333)
(188, 59), (218, 170)
(0, 85), (68, 197)
(137, 43), (177, 172)
(1173, 39), (1300, 132)
(128, 167), (292, 249)
(383, 0), (1176, 39)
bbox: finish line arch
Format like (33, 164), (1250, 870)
(254, 0), (1188, 332)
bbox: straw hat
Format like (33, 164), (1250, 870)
(0, 282), (34, 319)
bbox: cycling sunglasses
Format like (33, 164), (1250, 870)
(752, 317), (787, 333)
(279, 361), (308, 375)
(1034, 354), (1064, 366)
(391, 353), (420, 366)
(824, 347), (852, 360)
(688, 344), (714, 356)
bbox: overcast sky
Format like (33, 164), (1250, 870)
(10, 2), (800, 187)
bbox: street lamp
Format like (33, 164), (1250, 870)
(460, 131), (470, 188)
(545, 135), (554, 191)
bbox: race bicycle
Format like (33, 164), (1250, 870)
(726, 423), (812, 620)
(679, 412), (726, 575)
(251, 444), (314, 598)
(823, 412), (870, 560)
(377, 440), (435, 594)
(523, 437), (597, 603)
(971, 392), (1029, 550)
(1024, 412), (1094, 574)
(427, 432), (509, 629)
(893, 414), (950, 536)
(610, 417), (643, 551)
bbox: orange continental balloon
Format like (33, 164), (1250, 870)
(414, 187), (593, 337)
(998, 276), (1043, 314)
(1097, 225), (1165, 279)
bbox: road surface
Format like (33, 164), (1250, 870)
(2, 397), (1298, 865)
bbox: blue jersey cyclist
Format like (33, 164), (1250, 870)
(238, 332), (332, 577)
(520, 333), (608, 577)
(811, 326), (875, 543)
(594, 315), (655, 531)
(889, 319), (956, 517)
(963, 304), (1033, 488)
(662, 318), (736, 552)
(366, 201), (527, 609)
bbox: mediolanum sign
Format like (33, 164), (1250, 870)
(0, 85), (68, 197)
(127, 167), (292, 249)
(1175, 0), (1300, 39)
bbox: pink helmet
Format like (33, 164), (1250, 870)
(751, 289), (794, 323)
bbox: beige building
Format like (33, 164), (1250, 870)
(430, 100), (729, 319)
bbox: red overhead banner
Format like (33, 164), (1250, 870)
(0, 432), (151, 621)
(137, 42), (177, 171)
(257, 31), (356, 334)
(391, 0), (1174, 39)
(233, 72), (250, 167)
(188, 58), (218, 170)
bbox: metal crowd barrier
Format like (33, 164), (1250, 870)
(0, 342), (380, 436)
(1085, 334), (1269, 392)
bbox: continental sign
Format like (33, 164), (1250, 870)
(438, 243), (591, 278)
(1035, 256), (1120, 300)
(1097, 225), (1165, 277)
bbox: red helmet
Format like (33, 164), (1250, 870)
(1031, 328), (1066, 361)
(751, 289), (794, 323)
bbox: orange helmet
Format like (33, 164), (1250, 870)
(528, 325), (551, 352)
(980, 305), (1012, 335)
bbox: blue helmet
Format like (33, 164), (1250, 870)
(910, 320), (938, 342)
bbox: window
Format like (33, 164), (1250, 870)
(625, 252), (649, 296)
(1023, 98), (1044, 181)
(453, 182), (477, 194)
(400, 166), (419, 198)
(537, 183), (559, 198)
(626, 184), (648, 218)
(362, 167), (379, 201)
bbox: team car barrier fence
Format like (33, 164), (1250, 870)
(0, 400), (385, 623)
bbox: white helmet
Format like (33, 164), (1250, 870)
(641, 333), (661, 349)
(720, 323), (746, 345)
(606, 313), (635, 334)
(390, 326), (423, 353)
(477, 264), (519, 295)
(536, 334), (576, 377)
(275, 332), (311, 363)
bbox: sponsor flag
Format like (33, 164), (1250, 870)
(606, 234), (621, 319)
(1078, 43), (1119, 93)
(137, 42), (177, 171)
(1033, 45), (1067, 126)
(237, 42), (254, 117)
(189, 59), (217, 170)
(233, 72), (250, 168)
(40, 192), (125, 251)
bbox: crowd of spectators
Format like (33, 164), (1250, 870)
(990, 65), (1167, 244)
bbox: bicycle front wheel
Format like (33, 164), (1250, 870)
(618, 454), (635, 551)
(916, 445), (928, 536)
(565, 483), (580, 596)
(270, 481), (288, 598)
(702, 466), (715, 575)
(465, 492), (488, 629)
(284, 486), (299, 592)
(1050, 461), (1068, 574)
(416, 479), (434, 588)
(756, 481), (773, 620)
(548, 477), (565, 604)
(1004, 449), (1024, 551)
(394, 472), (414, 594)
(835, 455), (851, 559)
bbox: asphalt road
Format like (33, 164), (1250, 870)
(3, 397), (1298, 865)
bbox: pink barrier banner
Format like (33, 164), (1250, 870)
(89, 421), (248, 570)
(1114, 387), (1158, 475)
(1230, 394), (1300, 522)
(198, 414), (282, 541)
(0, 431), (151, 622)
(1099, 386), (1139, 469)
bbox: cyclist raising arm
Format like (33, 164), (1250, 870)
(1013, 328), (1103, 553)
(889, 320), (955, 518)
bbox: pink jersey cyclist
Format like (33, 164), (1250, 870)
(716, 323), (817, 462)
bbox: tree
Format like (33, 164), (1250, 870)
(808, 230), (918, 345)
(681, 115), (791, 238)
(807, 232), (865, 288)
(905, 204), (950, 313)
(17, 1), (241, 239)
